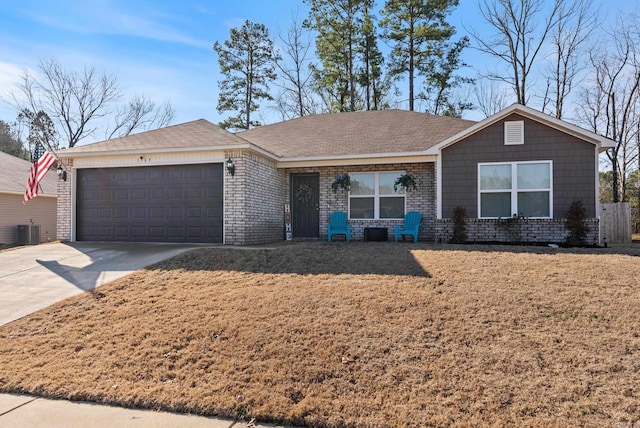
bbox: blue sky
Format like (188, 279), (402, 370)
(0, 0), (637, 146)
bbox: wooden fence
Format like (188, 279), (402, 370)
(600, 202), (632, 244)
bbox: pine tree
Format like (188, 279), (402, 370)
(422, 36), (473, 116)
(213, 20), (277, 130)
(304, 0), (368, 112)
(380, 0), (460, 111)
(358, 4), (389, 110)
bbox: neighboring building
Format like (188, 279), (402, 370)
(55, 104), (614, 245)
(0, 151), (58, 244)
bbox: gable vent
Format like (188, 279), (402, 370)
(504, 120), (524, 145)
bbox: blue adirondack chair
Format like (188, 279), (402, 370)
(394, 211), (422, 242)
(327, 211), (351, 242)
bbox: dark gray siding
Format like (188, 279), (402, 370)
(441, 113), (596, 218)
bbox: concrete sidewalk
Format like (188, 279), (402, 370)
(0, 393), (286, 427)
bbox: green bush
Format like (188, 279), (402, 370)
(450, 206), (467, 244)
(565, 200), (589, 247)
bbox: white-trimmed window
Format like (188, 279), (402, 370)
(349, 172), (405, 219)
(478, 161), (552, 218)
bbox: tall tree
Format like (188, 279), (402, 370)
(577, 18), (640, 203)
(421, 36), (473, 116)
(213, 20), (278, 130)
(542, 0), (598, 119)
(16, 109), (58, 155)
(358, 3), (389, 110)
(305, 0), (367, 112)
(470, 0), (563, 106)
(380, 0), (459, 112)
(274, 12), (318, 120)
(0, 119), (28, 159)
(7, 58), (174, 148)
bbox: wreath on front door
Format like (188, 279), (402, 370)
(296, 183), (314, 204)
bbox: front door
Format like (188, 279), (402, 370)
(291, 173), (320, 238)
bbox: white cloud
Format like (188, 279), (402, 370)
(25, 1), (211, 49)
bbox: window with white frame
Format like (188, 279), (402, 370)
(349, 172), (405, 219)
(478, 161), (552, 218)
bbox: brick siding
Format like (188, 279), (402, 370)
(56, 159), (73, 241)
(223, 150), (287, 245)
(435, 217), (600, 245)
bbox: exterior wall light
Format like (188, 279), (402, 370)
(226, 157), (235, 176)
(56, 164), (67, 181)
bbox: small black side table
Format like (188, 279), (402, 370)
(364, 227), (388, 241)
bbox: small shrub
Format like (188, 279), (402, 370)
(496, 214), (525, 243)
(450, 206), (468, 244)
(565, 200), (589, 247)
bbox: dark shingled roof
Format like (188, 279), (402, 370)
(237, 110), (477, 158)
(59, 119), (247, 155)
(0, 151), (57, 196)
(58, 111), (477, 159)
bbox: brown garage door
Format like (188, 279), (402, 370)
(77, 164), (223, 243)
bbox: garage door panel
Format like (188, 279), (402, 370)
(150, 188), (165, 200)
(97, 208), (111, 219)
(97, 189), (111, 201)
(149, 207), (164, 218)
(131, 207), (147, 219)
(114, 207), (128, 219)
(131, 226), (146, 238)
(148, 227), (165, 239)
(167, 187), (183, 199)
(131, 170), (147, 182)
(77, 164), (223, 243)
(166, 206), (183, 218)
(114, 189), (128, 200)
(114, 226), (130, 239)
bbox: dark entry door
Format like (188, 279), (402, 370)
(291, 173), (319, 238)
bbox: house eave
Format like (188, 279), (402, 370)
(57, 144), (256, 159)
(58, 143), (282, 163)
(276, 153), (437, 168)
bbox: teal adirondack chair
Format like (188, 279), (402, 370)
(394, 211), (422, 242)
(327, 211), (351, 242)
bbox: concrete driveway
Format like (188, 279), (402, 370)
(0, 242), (200, 326)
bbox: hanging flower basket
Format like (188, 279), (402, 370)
(394, 173), (417, 192)
(331, 173), (351, 192)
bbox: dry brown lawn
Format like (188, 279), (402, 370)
(1, 242), (639, 427)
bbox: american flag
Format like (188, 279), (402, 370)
(23, 141), (57, 204)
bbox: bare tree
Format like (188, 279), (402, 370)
(273, 11), (318, 120)
(542, 0), (598, 119)
(473, 79), (511, 117)
(8, 58), (174, 148)
(470, 0), (563, 106)
(577, 19), (640, 203)
(107, 96), (175, 140)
